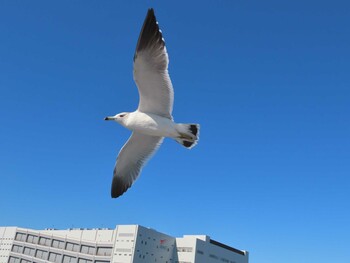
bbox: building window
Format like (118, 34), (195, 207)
(114, 248), (131, 253)
(49, 252), (62, 263)
(15, 233), (26, 242)
(63, 255), (77, 263)
(96, 247), (112, 256)
(52, 239), (65, 249)
(66, 242), (80, 252)
(209, 254), (218, 259)
(95, 261), (109, 263)
(81, 245), (95, 255)
(36, 249), (48, 260)
(196, 250), (204, 255)
(27, 235), (39, 244)
(23, 247), (35, 257)
(11, 245), (22, 253)
(20, 259), (30, 263)
(177, 247), (193, 252)
(78, 258), (92, 263)
(39, 237), (51, 246)
(9, 257), (20, 263)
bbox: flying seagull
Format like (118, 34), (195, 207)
(105, 8), (200, 198)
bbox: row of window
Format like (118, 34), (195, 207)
(13, 245), (75, 263)
(14, 233), (111, 256)
(177, 247), (193, 253)
(8, 257), (29, 263)
(207, 253), (236, 263)
(8, 256), (108, 263)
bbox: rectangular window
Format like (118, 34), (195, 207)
(78, 258), (92, 263)
(49, 252), (62, 263)
(66, 242), (73, 251)
(11, 245), (22, 253)
(63, 256), (70, 263)
(45, 238), (51, 246)
(39, 237), (51, 246)
(177, 247), (193, 252)
(15, 233), (26, 242)
(27, 234), (38, 244)
(96, 247), (112, 256)
(63, 255), (77, 263)
(39, 237), (46, 245)
(81, 245), (88, 254)
(81, 245), (95, 255)
(36, 249), (48, 260)
(9, 257), (20, 263)
(66, 242), (79, 252)
(23, 247), (35, 256)
(20, 259), (31, 263)
(52, 239), (65, 249)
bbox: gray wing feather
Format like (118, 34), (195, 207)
(133, 8), (174, 119)
(111, 132), (163, 198)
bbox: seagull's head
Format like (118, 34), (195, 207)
(104, 112), (129, 125)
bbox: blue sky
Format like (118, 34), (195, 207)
(1, 1), (349, 262)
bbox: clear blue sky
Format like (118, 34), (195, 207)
(1, 1), (349, 263)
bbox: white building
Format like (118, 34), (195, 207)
(0, 225), (248, 263)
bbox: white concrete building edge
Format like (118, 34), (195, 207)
(0, 225), (248, 263)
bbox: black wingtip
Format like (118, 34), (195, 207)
(134, 8), (165, 60)
(111, 176), (128, 198)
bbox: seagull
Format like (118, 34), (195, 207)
(105, 8), (200, 198)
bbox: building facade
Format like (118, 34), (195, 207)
(0, 225), (248, 263)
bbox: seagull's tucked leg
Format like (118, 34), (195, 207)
(174, 123), (200, 149)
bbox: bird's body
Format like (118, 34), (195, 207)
(105, 8), (200, 198)
(120, 112), (179, 138)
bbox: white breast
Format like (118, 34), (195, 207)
(125, 111), (178, 138)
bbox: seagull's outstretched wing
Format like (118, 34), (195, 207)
(111, 132), (163, 198)
(133, 8), (174, 119)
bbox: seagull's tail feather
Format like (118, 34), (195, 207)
(175, 123), (200, 149)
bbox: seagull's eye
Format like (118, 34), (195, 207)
(119, 114), (125, 118)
